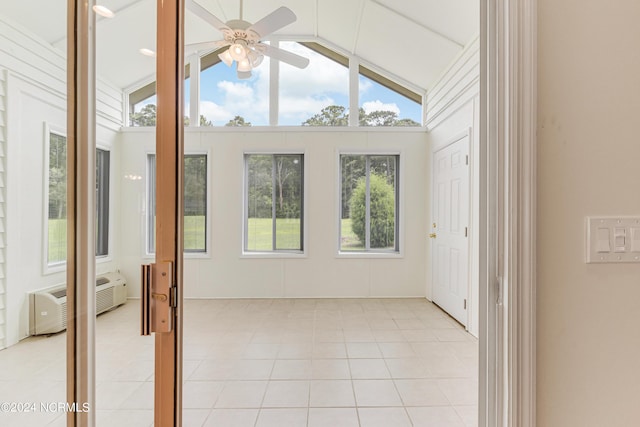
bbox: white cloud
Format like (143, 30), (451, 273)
(278, 42), (349, 98)
(362, 100), (400, 115)
(199, 100), (233, 123)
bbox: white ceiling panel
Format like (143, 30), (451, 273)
(355, 0), (463, 90)
(0, 0), (479, 93)
(374, 0), (478, 46)
(317, 0), (363, 53)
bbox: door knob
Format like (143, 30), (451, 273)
(429, 233), (437, 238)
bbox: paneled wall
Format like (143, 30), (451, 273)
(118, 128), (429, 300)
(425, 38), (480, 336)
(0, 16), (123, 347)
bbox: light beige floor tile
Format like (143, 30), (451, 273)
(358, 407), (412, 427)
(119, 381), (154, 409)
(271, 359), (312, 380)
(214, 381), (268, 408)
(353, 379), (403, 406)
(255, 408), (308, 427)
(262, 381), (310, 407)
(308, 408), (359, 427)
(342, 329), (375, 342)
(434, 329), (473, 342)
(309, 380), (356, 407)
(278, 343), (313, 359)
(242, 343), (280, 359)
(372, 330), (407, 342)
(183, 381), (225, 409)
(438, 379), (479, 406)
(346, 342), (382, 358)
(312, 359), (351, 379)
(349, 359), (391, 379)
(189, 359), (236, 380)
(203, 409), (258, 427)
(385, 358), (430, 379)
(182, 409), (211, 426)
(378, 342), (417, 358)
(401, 329), (438, 342)
(455, 405), (479, 427)
(228, 359), (275, 380)
(407, 406), (466, 427)
(394, 379), (450, 406)
(313, 342), (347, 358)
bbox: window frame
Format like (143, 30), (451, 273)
(126, 39), (424, 128)
(43, 125), (112, 274)
(337, 150), (403, 258)
(242, 150), (307, 258)
(95, 146), (110, 258)
(146, 151), (210, 257)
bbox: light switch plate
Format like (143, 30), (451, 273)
(586, 216), (640, 263)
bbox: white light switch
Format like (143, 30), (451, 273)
(596, 227), (611, 252)
(631, 227), (640, 252)
(614, 227), (627, 252)
(587, 217), (640, 263)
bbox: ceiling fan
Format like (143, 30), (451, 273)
(186, 0), (310, 79)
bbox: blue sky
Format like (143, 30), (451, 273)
(141, 42), (422, 126)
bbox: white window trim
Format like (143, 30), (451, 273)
(145, 149), (212, 258)
(241, 150), (308, 258)
(335, 149), (404, 258)
(95, 142), (113, 263)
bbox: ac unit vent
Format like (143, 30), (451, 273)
(51, 289), (66, 299)
(29, 272), (127, 335)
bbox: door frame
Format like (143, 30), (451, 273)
(65, 0), (537, 425)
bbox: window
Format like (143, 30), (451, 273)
(245, 154), (304, 252)
(96, 148), (110, 257)
(340, 154), (399, 252)
(358, 69), (422, 127)
(47, 131), (67, 265)
(46, 132), (111, 265)
(148, 154), (208, 253)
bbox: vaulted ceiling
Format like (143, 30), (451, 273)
(2, 0), (478, 93)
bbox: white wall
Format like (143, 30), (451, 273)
(1, 16), (123, 347)
(537, 0), (640, 425)
(425, 38), (480, 336)
(119, 127), (429, 299)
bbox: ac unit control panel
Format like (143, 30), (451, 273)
(586, 216), (640, 263)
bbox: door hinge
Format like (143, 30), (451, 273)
(464, 227), (468, 237)
(465, 155), (469, 165)
(464, 299), (467, 310)
(170, 286), (178, 308)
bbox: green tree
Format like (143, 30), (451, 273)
(225, 116), (252, 126)
(130, 104), (157, 126)
(303, 105), (420, 127)
(48, 133), (67, 219)
(349, 173), (395, 248)
(302, 105), (349, 126)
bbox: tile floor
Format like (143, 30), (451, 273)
(0, 298), (478, 426)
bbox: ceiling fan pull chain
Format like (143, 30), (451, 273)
(239, 0), (243, 20)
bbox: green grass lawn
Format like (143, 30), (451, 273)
(340, 218), (364, 251)
(246, 217), (302, 251)
(48, 215), (207, 260)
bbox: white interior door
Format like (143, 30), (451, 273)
(431, 134), (470, 326)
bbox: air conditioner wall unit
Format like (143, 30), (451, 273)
(29, 272), (127, 335)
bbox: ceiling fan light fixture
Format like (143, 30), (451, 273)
(237, 71), (252, 80)
(237, 58), (252, 72)
(218, 49), (234, 67)
(229, 41), (248, 61)
(247, 49), (263, 67)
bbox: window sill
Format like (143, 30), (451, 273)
(336, 251), (403, 259)
(241, 251), (307, 259)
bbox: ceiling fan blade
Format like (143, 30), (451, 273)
(185, 40), (229, 53)
(259, 43), (310, 69)
(247, 6), (296, 38)
(186, 0), (231, 33)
